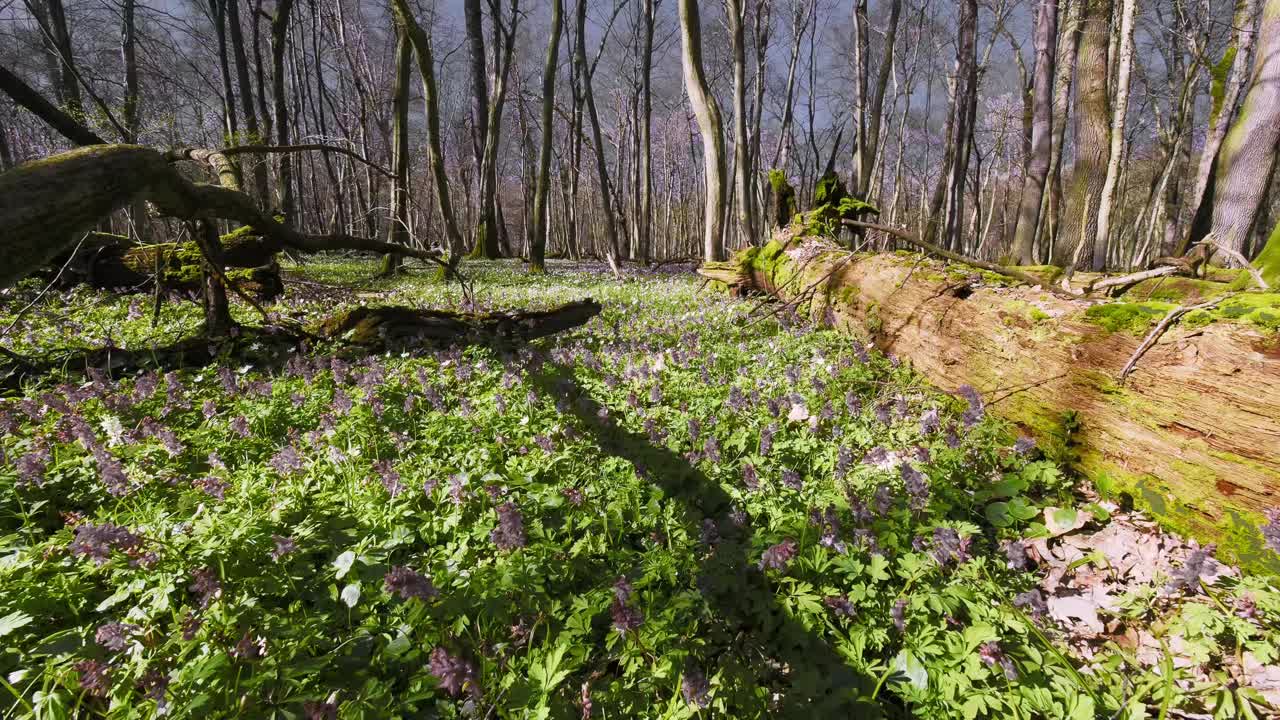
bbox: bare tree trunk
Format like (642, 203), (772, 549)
(856, 0), (901, 200)
(380, 26), (412, 276)
(728, 0), (756, 246)
(574, 0), (621, 261)
(227, 0), (270, 199)
(771, 0), (808, 170)
(530, 0), (563, 271)
(270, 0), (296, 224)
(1206, 0), (1280, 265)
(637, 0), (656, 266)
(389, 0), (466, 260)
(1011, 0), (1058, 264)
(1043, 0), (1080, 257)
(1057, 0), (1112, 268)
(1183, 0), (1262, 255)
(1091, 0), (1136, 271)
(677, 0), (728, 261)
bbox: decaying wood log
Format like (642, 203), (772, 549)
(317, 299), (603, 348)
(2, 300), (603, 386)
(0, 145), (446, 290)
(701, 237), (1280, 572)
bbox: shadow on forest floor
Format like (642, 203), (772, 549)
(529, 366), (890, 717)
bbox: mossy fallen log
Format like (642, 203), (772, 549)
(702, 237), (1280, 572)
(316, 299), (603, 349)
(71, 228), (283, 299)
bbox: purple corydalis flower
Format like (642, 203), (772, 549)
(303, 700), (339, 720)
(194, 475), (229, 500)
(270, 445), (304, 475)
(1262, 509), (1280, 555)
(979, 642), (1018, 680)
(428, 647), (481, 698)
(759, 423), (777, 456)
(201, 400), (217, 420)
(75, 659), (111, 697)
(384, 566), (438, 601)
(610, 599), (644, 634)
(1013, 436), (1037, 454)
(1004, 541), (1031, 571)
(825, 595), (856, 618)
(561, 487), (585, 506)
(1166, 543), (1220, 593)
(491, 502), (527, 550)
(232, 631), (265, 660)
(95, 621), (138, 651)
(931, 527), (970, 566)
(180, 614), (203, 640)
(741, 462), (759, 491)
(901, 464), (929, 512)
(373, 459), (403, 497)
(189, 567), (222, 608)
(873, 484), (894, 514)
(681, 667), (711, 708)
(1013, 589), (1048, 617)
(958, 385), (984, 427)
(759, 538), (798, 572)
(229, 416), (251, 438)
(139, 670), (169, 702)
(781, 468), (802, 491)
(271, 535), (296, 561)
(70, 523), (142, 565)
(919, 408), (940, 435)
(891, 598), (907, 632)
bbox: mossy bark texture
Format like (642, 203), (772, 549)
(703, 238), (1280, 570)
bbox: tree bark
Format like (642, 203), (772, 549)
(677, 0), (728, 261)
(530, 0), (563, 271)
(389, 0), (466, 261)
(728, 0), (756, 247)
(270, 0), (297, 224)
(1057, 0), (1112, 269)
(701, 234), (1280, 572)
(0, 145), (445, 290)
(1183, 0), (1261, 255)
(1090, 0), (1136, 271)
(1011, 0), (1058, 264)
(1205, 0), (1280, 261)
(381, 25), (413, 276)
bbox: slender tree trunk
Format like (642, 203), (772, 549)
(860, 0), (901, 198)
(728, 0), (756, 246)
(677, 0), (728, 261)
(1091, 0), (1136, 271)
(389, 0), (466, 259)
(637, 0), (656, 265)
(42, 0), (83, 119)
(1057, 0), (1112, 268)
(530, 0), (563, 271)
(270, 0), (296, 224)
(1012, 0), (1058, 264)
(575, 0), (621, 261)
(227, 0), (270, 199)
(380, 26), (412, 276)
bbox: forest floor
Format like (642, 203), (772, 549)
(0, 259), (1277, 719)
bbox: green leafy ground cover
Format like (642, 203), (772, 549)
(0, 260), (1277, 719)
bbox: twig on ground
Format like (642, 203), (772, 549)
(1118, 294), (1233, 384)
(841, 220), (1081, 300)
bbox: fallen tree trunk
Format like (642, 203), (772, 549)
(702, 234), (1280, 572)
(317, 299), (602, 349)
(64, 227), (283, 299)
(0, 145), (444, 290)
(2, 300), (603, 385)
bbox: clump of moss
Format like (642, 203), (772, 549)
(1083, 301), (1175, 334)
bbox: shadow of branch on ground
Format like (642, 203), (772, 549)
(529, 367), (887, 717)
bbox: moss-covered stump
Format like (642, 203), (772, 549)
(316, 299), (603, 349)
(702, 238), (1280, 572)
